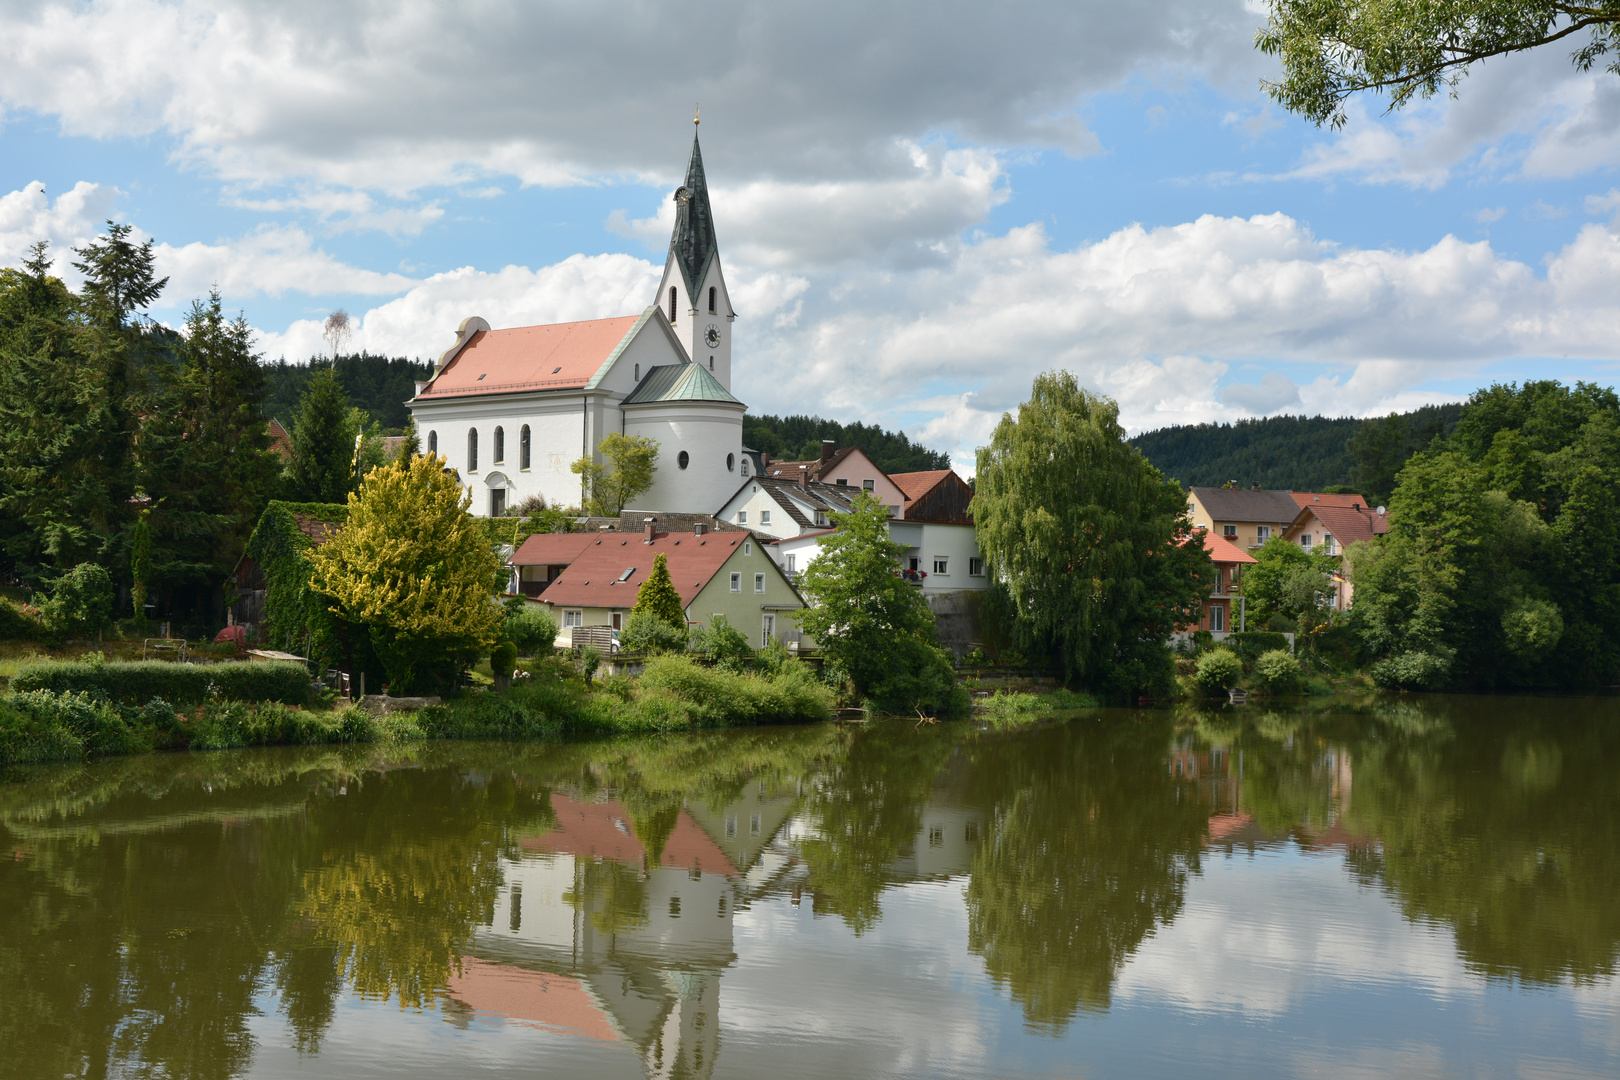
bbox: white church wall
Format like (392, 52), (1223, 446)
(623, 402), (745, 513)
(414, 394), (586, 515)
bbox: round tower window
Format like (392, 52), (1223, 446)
(727, 453), (735, 472)
(678, 451), (690, 470)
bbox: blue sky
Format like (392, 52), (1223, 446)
(2, 1), (1618, 469)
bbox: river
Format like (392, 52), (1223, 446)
(2, 695), (1618, 1079)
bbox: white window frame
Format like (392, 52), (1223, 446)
(968, 557), (984, 577)
(1300, 533), (1313, 549)
(729, 572), (741, 593)
(761, 613), (775, 647)
(862, 479), (875, 491)
(754, 572), (766, 594)
(563, 610), (583, 628)
(737, 510), (747, 524)
(1257, 526), (1272, 543)
(786, 554), (796, 573)
(1324, 534), (1337, 556)
(1210, 605), (1224, 632)
(760, 510), (771, 525)
(932, 557), (948, 575)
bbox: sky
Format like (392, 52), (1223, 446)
(2, 0), (1619, 472)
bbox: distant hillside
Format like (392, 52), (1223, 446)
(744, 413), (951, 475)
(1130, 404), (1464, 502)
(261, 354), (433, 431)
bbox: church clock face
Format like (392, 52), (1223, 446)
(704, 323), (722, 349)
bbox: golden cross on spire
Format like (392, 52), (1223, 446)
(694, 103), (700, 126)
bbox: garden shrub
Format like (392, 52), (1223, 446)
(0, 689), (150, 762)
(1253, 649), (1301, 692)
(490, 641), (519, 681)
(1224, 631), (1291, 664)
(1370, 650), (1451, 690)
(635, 654), (833, 726)
(0, 597), (47, 642)
(415, 681), (585, 741)
(0, 697), (85, 765)
(11, 660), (311, 706)
(618, 612), (688, 656)
(1194, 649), (1244, 693)
(688, 616), (752, 671)
(40, 563), (115, 638)
(503, 601), (559, 655)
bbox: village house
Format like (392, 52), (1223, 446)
(1282, 492), (1389, 609)
(1186, 485), (1302, 550)
(759, 442), (909, 516)
(512, 519), (805, 648)
(405, 125), (746, 518)
(712, 473), (857, 541)
(1192, 528), (1257, 635)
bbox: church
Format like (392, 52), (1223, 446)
(406, 125), (747, 517)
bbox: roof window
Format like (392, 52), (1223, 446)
(551, 366), (562, 374)
(618, 568), (635, 582)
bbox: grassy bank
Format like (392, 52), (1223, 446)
(0, 653), (835, 769)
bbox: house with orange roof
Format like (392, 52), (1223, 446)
(1281, 492), (1389, 609)
(1186, 529), (1258, 635)
(760, 441), (909, 514)
(406, 127), (747, 519)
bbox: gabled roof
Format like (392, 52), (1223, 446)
(1200, 531), (1258, 565)
(1291, 491), (1368, 510)
(537, 531), (751, 610)
(765, 445), (861, 482)
(668, 131), (720, 297)
(1286, 503), (1390, 547)
(735, 476), (857, 531)
(511, 533), (597, 566)
(523, 793), (738, 876)
(1189, 486), (1302, 523)
(621, 362), (741, 406)
(414, 313), (643, 400)
(267, 418), (292, 461)
(889, 470), (953, 503)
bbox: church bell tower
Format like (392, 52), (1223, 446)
(656, 116), (735, 391)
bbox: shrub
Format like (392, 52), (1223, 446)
(635, 654), (833, 727)
(1224, 631), (1292, 664)
(0, 697), (85, 765)
(0, 689), (150, 762)
(490, 641), (519, 681)
(11, 660), (312, 706)
(1253, 649), (1301, 692)
(1371, 650), (1451, 690)
(0, 597), (47, 642)
(504, 603), (559, 655)
(688, 616), (752, 670)
(40, 563), (115, 638)
(416, 681), (585, 741)
(1194, 649), (1244, 693)
(619, 612), (688, 656)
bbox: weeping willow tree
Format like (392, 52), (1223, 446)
(973, 372), (1210, 700)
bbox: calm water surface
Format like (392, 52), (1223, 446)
(4, 697), (1620, 1079)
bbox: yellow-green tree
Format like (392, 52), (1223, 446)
(308, 453), (503, 692)
(571, 432), (658, 515)
(632, 552), (686, 629)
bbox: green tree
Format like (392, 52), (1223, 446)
(631, 552), (687, 630)
(797, 492), (959, 714)
(129, 510), (151, 618)
(1243, 537), (1338, 629)
(571, 432), (657, 515)
(1258, 1), (1620, 128)
(308, 453), (505, 692)
(289, 368), (358, 503)
(40, 562), (115, 639)
(973, 372), (1210, 699)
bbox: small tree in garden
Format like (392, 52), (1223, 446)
(571, 432), (658, 515)
(798, 492), (960, 715)
(308, 453), (503, 693)
(1194, 649), (1244, 694)
(632, 553), (686, 630)
(42, 562), (115, 640)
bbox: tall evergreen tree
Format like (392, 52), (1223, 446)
(288, 368), (358, 503)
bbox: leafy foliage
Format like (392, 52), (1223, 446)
(11, 659), (312, 706)
(502, 600), (559, 655)
(39, 563), (115, 638)
(619, 611), (689, 655)
(797, 492), (960, 715)
(1258, 1), (1620, 129)
(1194, 649), (1244, 692)
(687, 615), (753, 670)
(260, 353), (433, 431)
(1243, 537), (1338, 627)
(631, 553), (686, 630)
(308, 453), (504, 693)
(1253, 648), (1302, 691)
(743, 412), (949, 473)
(244, 501), (353, 670)
(975, 372), (1209, 699)
(572, 432), (658, 515)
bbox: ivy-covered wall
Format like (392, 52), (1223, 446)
(243, 501), (351, 669)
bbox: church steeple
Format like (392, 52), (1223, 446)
(669, 128), (719, 297)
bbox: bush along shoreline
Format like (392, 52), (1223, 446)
(0, 652), (837, 770)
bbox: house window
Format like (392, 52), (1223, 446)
(1210, 605), (1224, 632)
(669, 287), (677, 322)
(1300, 533), (1313, 549)
(1223, 524), (1236, 538)
(908, 557), (920, 572)
(933, 557), (948, 575)
(520, 425), (530, 469)
(678, 451), (689, 470)
(862, 479), (875, 491)
(1324, 534), (1337, 555)
(727, 453), (735, 472)
(836, 478), (847, 486)
(428, 430), (437, 455)
(1257, 526), (1271, 543)
(730, 572), (741, 593)
(760, 510), (771, 525)
(709, 286), (716, 314)
(786, 554), (796, 573)
(761, 613), (775, 647)
(493, 426), (505, 464)
(563, 610), (583, 628)
(814, 511), (827, 527)
(969, 557), (984, 576)
(709, 356), (713, 370)
(737, 511), (747, 524)
(744, 542), (751, 555)
(468, 429), (478, 472)
(754, 572), (765, 593)
(617, 568), (635, 582)
(611, 612), (622, 630)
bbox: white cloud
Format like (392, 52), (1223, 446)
(223, 189), (445, 237)
(1473, 206), (1507, 224)
(154, 225), (416, 303)
(1218, 371), (1302, 413)
(0, 180), (119, 272)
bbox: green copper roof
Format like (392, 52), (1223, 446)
(622, 363), (741, 405)
(669, 131), (719, 295)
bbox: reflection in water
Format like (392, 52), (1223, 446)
(2, 698), (1619, 1078)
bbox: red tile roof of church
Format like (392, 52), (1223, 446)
(416, 315), (642, 399)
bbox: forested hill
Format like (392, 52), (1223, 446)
(261, 355), (433, 431)
(1130, 403), (1464, 501)
(743, 413), (951, 474)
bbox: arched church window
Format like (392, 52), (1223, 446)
(727, 453), (735, 472)
(468, 429), (479, 472)
(669, 287), (677, 323)
(428, 430), (437, 455)
(520, 425), (531, 470)
(708, 286), (716, 314)
(493, 426), (505, 464)
(678, 451), (690, 470)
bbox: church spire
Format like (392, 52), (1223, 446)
(669, 127), (719, 297)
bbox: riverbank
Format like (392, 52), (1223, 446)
(0, 652), (836, 769)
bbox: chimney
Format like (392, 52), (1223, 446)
(798, 465), (808, 488)
(820, 439), (835, 464)
(694, 521), (707, 537)
(643, 516), (657, 544)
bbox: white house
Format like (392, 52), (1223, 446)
(714, 475), (857, 540)
(406, 125), (745, 517)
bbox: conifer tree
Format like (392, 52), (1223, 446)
(289, 368), (358, 503)
(631, 553), (686, 630)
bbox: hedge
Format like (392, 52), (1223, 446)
(10, 660), (313, 706)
